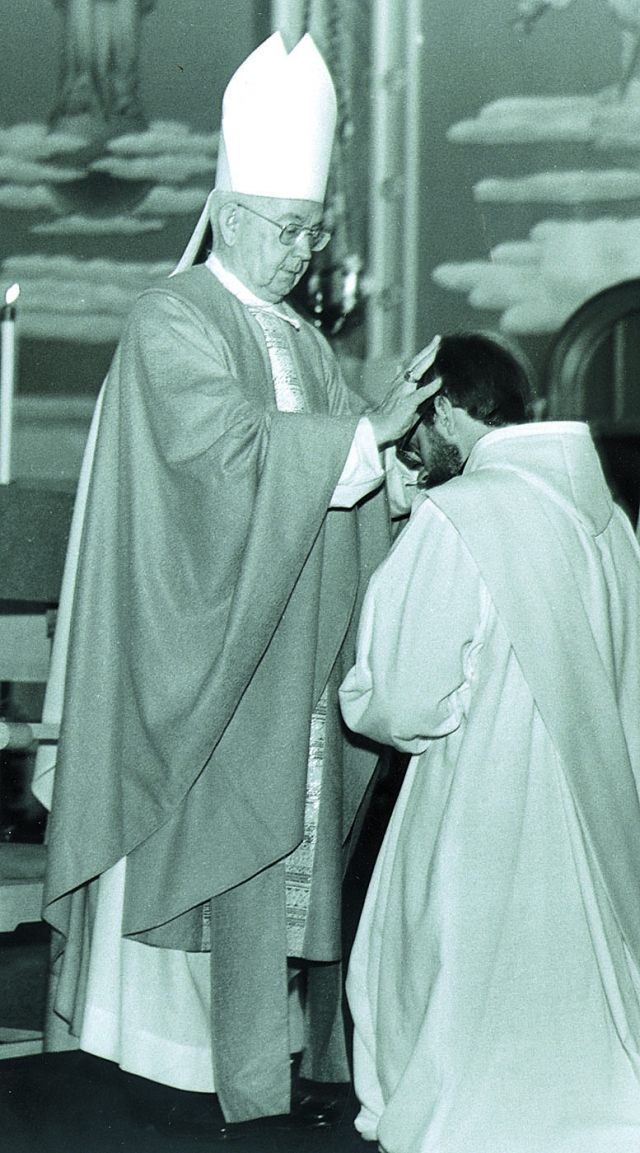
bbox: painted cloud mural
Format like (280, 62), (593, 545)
(435, 7), (640, 337)
(0, 120), (215, 341)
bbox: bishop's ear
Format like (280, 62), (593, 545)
(217, 203), (240, 246)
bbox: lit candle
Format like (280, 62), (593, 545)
(0, 283), (20, 485)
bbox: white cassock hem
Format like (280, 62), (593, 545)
(80, 857), (215, 1093)
(79, 856), (307, 1092)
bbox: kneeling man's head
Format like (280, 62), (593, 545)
(399, 333), (533, 486)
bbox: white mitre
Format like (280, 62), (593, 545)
(173, 32), (337, 274)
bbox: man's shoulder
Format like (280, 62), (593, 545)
(426, 469), (505, 513)
(125, 265), (249, 342)
(421, 470), (526, 546)
(139, 264), (226, 311)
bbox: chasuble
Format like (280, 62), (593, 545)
(40, 263), (390, 1121)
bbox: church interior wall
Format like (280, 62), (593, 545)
(0, 0), (633, 479)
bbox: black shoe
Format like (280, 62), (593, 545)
(132, 1098), (244, 1140)
(290, 1085), (344, 1128)
(124, 1075), (241, 1141)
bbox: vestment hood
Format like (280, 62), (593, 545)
(465, 420), (613, 536)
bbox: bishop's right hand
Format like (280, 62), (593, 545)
(366, 336), (442, 450)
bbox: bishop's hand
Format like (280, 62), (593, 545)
(366, 336), (442, 450)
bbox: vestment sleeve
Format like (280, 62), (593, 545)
(339, 500), (483, 753)
(330, 418), (384, 508)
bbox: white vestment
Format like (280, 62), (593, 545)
(340, 422), (640, 1153)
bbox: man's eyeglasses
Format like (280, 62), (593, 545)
(396, 432), (423, 472)
(238, 203), (332, 252)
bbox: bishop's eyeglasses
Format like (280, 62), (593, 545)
(238, 203), (332, 252)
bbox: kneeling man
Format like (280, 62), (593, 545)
(340, 332), (640, 1153)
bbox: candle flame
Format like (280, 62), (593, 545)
(5, 284), (19, 306)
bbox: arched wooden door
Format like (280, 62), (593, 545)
(546, 279), (640, 524)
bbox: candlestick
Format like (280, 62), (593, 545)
(0, 283), (19, 485)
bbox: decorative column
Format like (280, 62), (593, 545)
(367, 0), (423, 364)
(270, 0), (423, 374)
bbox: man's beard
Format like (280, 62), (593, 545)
(418, 428), (464, 488)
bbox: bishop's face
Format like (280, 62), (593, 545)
(226, 196), (325, 303)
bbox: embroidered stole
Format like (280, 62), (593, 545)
(251, 307), (326, 957)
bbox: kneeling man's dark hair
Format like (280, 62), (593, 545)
(417, 333), (533, 428)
